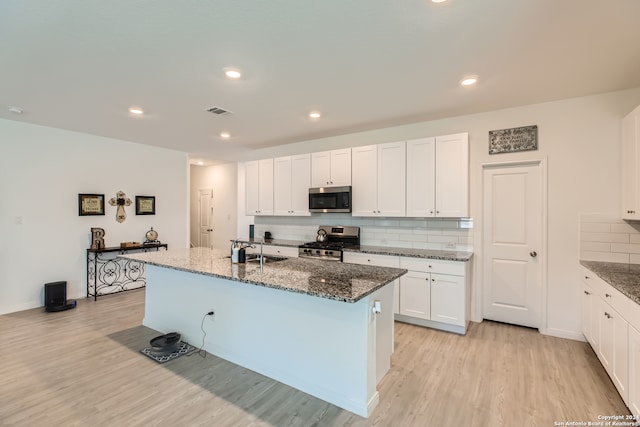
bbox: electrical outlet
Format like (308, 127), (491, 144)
(445, 241), (456, 249)
(207, 310), (215, 321)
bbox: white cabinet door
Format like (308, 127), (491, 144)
(352, 142), (405, 217)
(290, 154), (311, 215)
(273, 156), (292, 216)
(613, 308), (629, 404)
(435, 133), (469, 217)
(351, 145), (378, 216)
(273, 155), (311, 216)
(329, 148), (352, 186)
(311, 151), (331, 187)
(597, 297), (629, 403)
(406, 133), (468, 218)
(257, 159), (274, 215)
(629, 325), (640, 417)
(622, 106), (640, 220)
(399, 270), (430, 320)
(406, 137), (436, 217)
(245, 160), (260, 215)
(430, 273), (466, 326)
(311, 148), (351, 187)
(378, 141), (406, 217)
(581, 281), (596, 347)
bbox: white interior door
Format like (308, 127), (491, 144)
(483, 162), (543, 328)
(199, 189), (213, 248)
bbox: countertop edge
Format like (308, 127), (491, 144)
(121, 252), (407, 304)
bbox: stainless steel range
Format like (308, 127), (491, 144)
(298, 226), (360, 261)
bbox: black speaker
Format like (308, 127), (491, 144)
(44, 281), (76, 312)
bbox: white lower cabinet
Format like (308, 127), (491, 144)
(344, 252), (470, 334)
(397, 257), (469, 334)
(399, 270), (430, 319)
(629, 325), (640, 417)
(581, 265), (632, 406)
(430, 273), (466, 327)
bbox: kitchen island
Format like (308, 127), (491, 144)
(120, 247), (407, 417)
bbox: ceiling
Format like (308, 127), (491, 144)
(2, 0), (640, 165)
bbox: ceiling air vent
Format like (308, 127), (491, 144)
(205, 106), (233, 116)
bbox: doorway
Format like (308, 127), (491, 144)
(482, 161), (546, 329)
(198, 189), (213, 248)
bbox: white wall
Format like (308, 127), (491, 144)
(237, 88), (640, 340)
(189, 163), (238, 249)
(0, 119), (189, 314)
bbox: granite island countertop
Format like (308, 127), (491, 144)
(120, 247), (407, 303)
(580, 260), (640, 306)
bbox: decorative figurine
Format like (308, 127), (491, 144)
(109, 190), (132, 223)
(91, 227), (105, 249)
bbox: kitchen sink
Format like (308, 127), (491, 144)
(246, 254), (287, 263)
(224, 255), (287, 263)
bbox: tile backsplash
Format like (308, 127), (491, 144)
(253, 214), (473, 251)
(580, 213), (640, 264)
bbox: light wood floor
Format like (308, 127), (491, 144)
(0, 289), (629, 426)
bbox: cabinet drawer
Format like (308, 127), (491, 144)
(247, 245), (298, 258)
(343, 252), (400, 268)
(400, 257), (464, 276)
(581, 265), (632, 323)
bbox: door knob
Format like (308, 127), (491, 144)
(530, 251), (537, 258)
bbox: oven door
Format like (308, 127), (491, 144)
(308, 186), (351, 213)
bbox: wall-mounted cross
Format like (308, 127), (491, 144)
(109, 190), (132, 223)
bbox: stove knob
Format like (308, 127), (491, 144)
(315, 250), (321, 254)
(326, 251), (333, 256)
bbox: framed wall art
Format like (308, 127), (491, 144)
(78, 194), (105, 216)
(135, 196), (156, 215)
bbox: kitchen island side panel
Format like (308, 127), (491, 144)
(143, 265), (388, 417)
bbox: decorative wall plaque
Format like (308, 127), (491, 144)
(489, 125), (538, 154)
(109, 190), (132, 223)
(136, 196), (156, 215)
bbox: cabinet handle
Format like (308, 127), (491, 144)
(584, 290), (591, 295)
(584, 276), (589, 280)
(430, 211), (434, 214)
(604, 312), (612, 319)
(605, 293), (612, 298)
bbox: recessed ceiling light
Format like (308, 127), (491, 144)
(196, 161), (204, 165)
(220, 132), (231, 139)
(128, 107), (144, 115)
(460, 76), (478, 86)
(224, 68), (242, 79)
(431, 0), (447, 3)
(7, 106), (23, 114)
(309, 111), (321, 119)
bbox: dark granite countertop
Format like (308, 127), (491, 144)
(120, 248), (407, 303)
(580, 260), (640, 306)
(344, 245), (473, 262)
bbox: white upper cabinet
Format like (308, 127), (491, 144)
(245, 159), (274, 216)
(352, 141), (406, 217)
(406, 133), (469, 218)
(406, 137), (436, 217)
(273, 154), (311, 216)
(622, 105), (640, 220)
(311, 148), (351, 187)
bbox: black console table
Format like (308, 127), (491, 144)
(86, 243), (168, 300)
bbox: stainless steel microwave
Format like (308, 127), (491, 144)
(309, 186), (352, 213)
